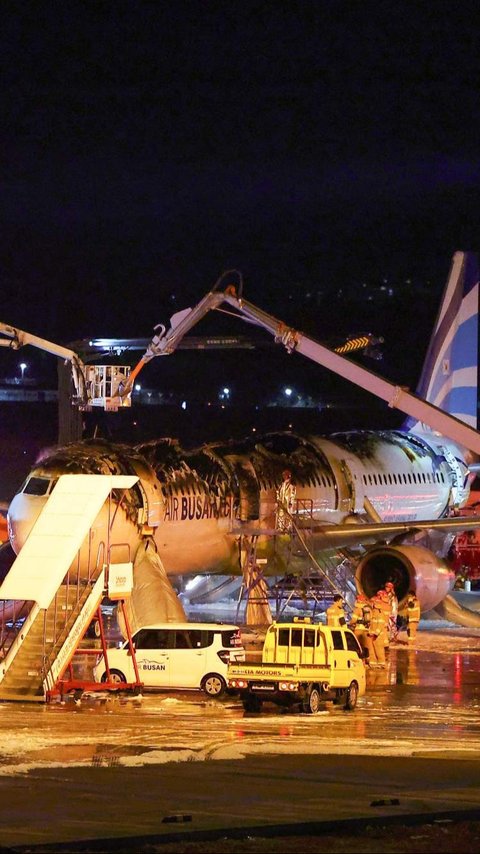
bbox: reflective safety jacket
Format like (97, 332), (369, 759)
(406, 596), (421, 623)
(326, 602), (346, 627)
(369, 605), (387, 638)
(350, 599), (372, 629)
(375, 594), (392, 618)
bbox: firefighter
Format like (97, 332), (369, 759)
(384, 581), (399, 642)
(326, 594), (347, 627)
(405, 590), (421, 643)
(367, 594), (388, 667)
(349, 593), (372, 663)
(276, 469), (297, 532)
(375, 588), (392, 650)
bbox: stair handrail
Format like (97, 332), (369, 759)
(0, 601), (41, 684)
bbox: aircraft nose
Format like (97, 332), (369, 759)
(7, 493), (48, 554)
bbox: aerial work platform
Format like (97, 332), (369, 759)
(0, 474), (139, 702)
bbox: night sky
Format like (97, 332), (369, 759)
(2, 3), (480, 391)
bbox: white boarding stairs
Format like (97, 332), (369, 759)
(0, 474), (137, 702)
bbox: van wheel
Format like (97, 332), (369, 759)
(201, 673), (226, 698)
(243, 695), (262, 712)
(101, 669), (126, 684)
(303, 687), (321, 714)
(344, 681), (359, 710)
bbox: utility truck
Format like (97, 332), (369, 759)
(228, 617), (366, 713)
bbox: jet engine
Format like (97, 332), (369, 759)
(355, 544), (455, 613)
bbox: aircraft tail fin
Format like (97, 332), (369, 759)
(406, 251), (479, 433)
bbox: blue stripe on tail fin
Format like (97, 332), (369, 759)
(407, 251), (479, 432)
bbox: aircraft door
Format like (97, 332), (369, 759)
(340, 457), (365, 514)
(133, 628), (171, 687)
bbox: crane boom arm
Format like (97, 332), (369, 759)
(0, 321), (88, 405)
(126, 280), (480, 456)
(219, 291), (480, 455)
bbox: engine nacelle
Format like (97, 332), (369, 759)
(355, 544), (455, 613)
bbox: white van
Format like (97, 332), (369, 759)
(92, 622), (245, 697)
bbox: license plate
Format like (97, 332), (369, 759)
(251, 683), (275, 691)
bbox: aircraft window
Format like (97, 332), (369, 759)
(363, 475), (366, 484)
(23, 477), (52, 496)
(304, 629), (315, 648)
(408, 474), (412, 484)
(373, 475), (377, 485)
(291, 629), (303, 647)
(345, 631), (362, 655)
(331, 631), (345, 650)
(16, 478), (32, 495)
(278, 629), (290, 646)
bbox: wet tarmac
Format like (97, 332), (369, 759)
(1, 632), (479, 775)
(0, 626), (479, 850)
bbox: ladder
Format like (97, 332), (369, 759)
(0, 474), (139, 702)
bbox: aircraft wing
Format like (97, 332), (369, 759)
(293, 515), (480, 550)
